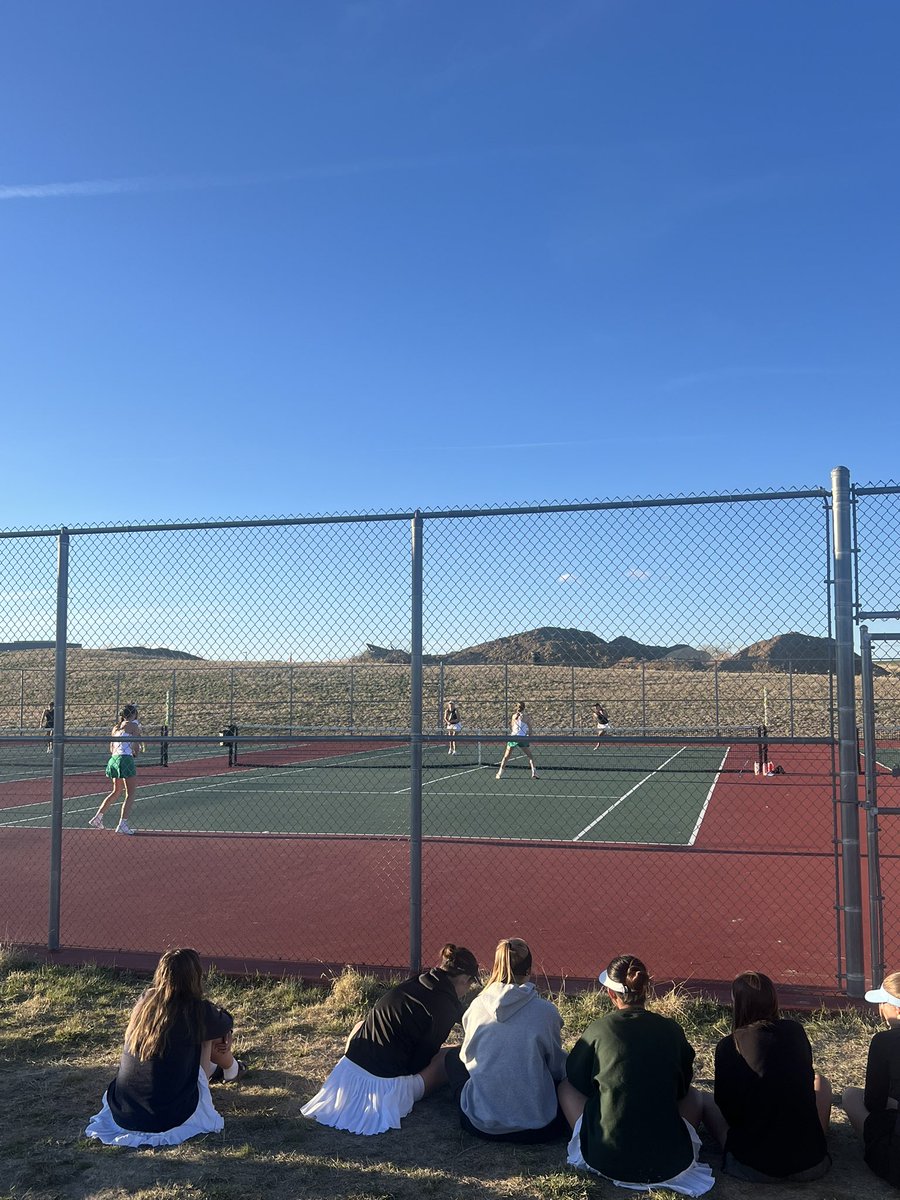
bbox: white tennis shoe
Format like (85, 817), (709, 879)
(115, 820), (135, 835)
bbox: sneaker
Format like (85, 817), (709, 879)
(495, 771), (503, 779)
(88, 813), (104, 829)
(210, 1058), (249, 1084)
(115, 820), (135, 835)
(531, 773), (539, 779)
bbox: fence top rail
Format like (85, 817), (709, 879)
(0, 488), (832, 539)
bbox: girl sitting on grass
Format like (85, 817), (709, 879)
(301, 943), (479, 1135)
(445, 937), (567, 1143)
(713, 970), (831, 1182)
(843, 971), (900, 1188)
(85, 947), (247, 1147)
(558, 953), (716, 1196)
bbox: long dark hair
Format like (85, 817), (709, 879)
(124, 947), (205, 1060)
(731, 971), (779, 1030)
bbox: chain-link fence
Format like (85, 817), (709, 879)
(0, 472), (891, 993)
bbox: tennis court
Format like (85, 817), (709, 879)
(0, 732), (757, 847)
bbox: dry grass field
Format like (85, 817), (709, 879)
(0, 947), (891, 1200)
(4, 648), (898, 744)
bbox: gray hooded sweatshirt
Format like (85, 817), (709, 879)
(459, 980), (566, 1134)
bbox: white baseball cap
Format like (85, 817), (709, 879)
(865, 985), (900, 1005)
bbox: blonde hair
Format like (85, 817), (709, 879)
(124, 947), (204, 1061)
(882, 970), (900, 1001)
(486, 938), (532, 987)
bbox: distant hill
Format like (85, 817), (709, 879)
(0, 641), (81, 652)
(355, 627), (698, 668)
(719, 632), (881, 675)
(101, 646), (204, 661)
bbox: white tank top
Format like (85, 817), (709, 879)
(111, 727), (134, 756)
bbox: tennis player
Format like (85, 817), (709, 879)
(89, 704), (142, 835)
(445, 699), (461, 755)
(593, 703), (610, 749)
(495, 702), (538, 779)
(301, 943), (479, 1134)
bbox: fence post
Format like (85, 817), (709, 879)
(713, 661), (720, 730)
(229, 667), (235, 723)
(439, 661), (445, 732)
(288, 662), (294, 733)
(641, 662), (647, 732)
(832, 465), (864, 996)
(504, 662), (509, 729)
(169, 669), (177, 736)
(19, 668), (25, 734)
(115, 670), (121, 721)
(48, 529), (70, 951)
(409, 511), (424, 977)
(348, 664), (355, 733)
(788, 662), (795, 738)
(571, 665), (576, 735)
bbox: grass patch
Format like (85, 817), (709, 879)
(0, 959), (889, 1200)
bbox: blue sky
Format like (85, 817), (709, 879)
(1, 0), (898, 529)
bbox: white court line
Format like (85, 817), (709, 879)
(573, 748), (686, 841)
(687, 748), (729, 846)
(392, 765), (487, 794)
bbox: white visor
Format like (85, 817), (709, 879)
(865, 986), (900, 1006)
(598, 969), (627, 994)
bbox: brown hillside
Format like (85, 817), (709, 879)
(719, 632), (879, 675)
(355, 628), (696, 668)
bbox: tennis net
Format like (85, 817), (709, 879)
(227, 724), (765, 775)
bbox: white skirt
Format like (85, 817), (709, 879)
(301, 1055), (425, 1135)
(85, 1067), (224, 1147)
(567, 1116), (714, 1196)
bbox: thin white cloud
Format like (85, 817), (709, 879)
(662, 365), (833, 393)
(0, 148), (579, 202)
(558, 572), (580, 584)
(627, 569), (652, 580)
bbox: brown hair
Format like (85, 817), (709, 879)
(731, 971), (779, 1030)
(124, 947), (205, 1061)
(486, 938), (532, 987)
(605, 954), (650, 1005)
(438, 943), (479, 981)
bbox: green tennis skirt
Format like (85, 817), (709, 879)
(105, 754), (136, 779)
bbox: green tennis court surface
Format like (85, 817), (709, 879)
(0, 739), (744, 846)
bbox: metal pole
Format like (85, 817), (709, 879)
(713, 661), (720, 731)
(832, 465), (865, 996)
(288, 663), (294, 734)
(170, 668), (177, 736)
(503, 662), (509, 729)
(860, 626), (885, 986)
(349, 664), (355, 733)
(788, 662), (795, 739)
(229, 667), (235, 723)
(19, 669), (25, 734)
(48, 530), (70, 951)
(115, 670), (121, 721)
(409, 511), (424, 976)
(641, 662), (647, 732)
(439, 661), (445, 732)
(571, 664), (576, 735)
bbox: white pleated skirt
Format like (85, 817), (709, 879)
(301, 1055), (425, 1135)
(85, 1067), (224, 1147)
(567, 1116), (714, 1196)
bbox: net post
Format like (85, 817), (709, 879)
(409, 510), (424, 977)
(832, 464), (864, 996)
(48, 528), (69, 952)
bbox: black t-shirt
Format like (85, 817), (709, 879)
(107, 997), (233, 1133)
(714, 1018), (826, 1177)
(345, 969), (462, 1078)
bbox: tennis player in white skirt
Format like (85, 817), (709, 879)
(85, 948), (247, 1147)
(301, 944), (479, 1135)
